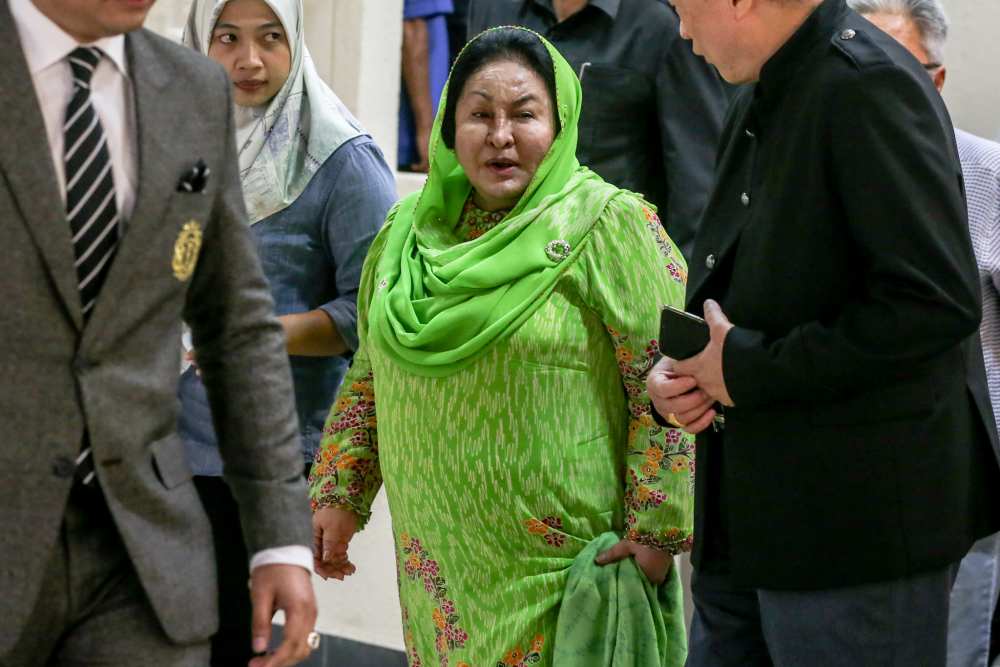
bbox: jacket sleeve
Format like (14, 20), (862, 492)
(724, 64), (981, 408)
(308, 215), (397, 529)
(182, 69), (311, 554)
(582, 196), (696, 554)
(655, 21), (730, 257)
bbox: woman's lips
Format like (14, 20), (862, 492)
(486, 160), (518, 176)
(236, 81), (265, 92)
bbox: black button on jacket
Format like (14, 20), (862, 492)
(467, 0), (732, 257)
(686, 0), (1000, 589)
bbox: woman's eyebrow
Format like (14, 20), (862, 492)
(212, 21), (284, 31)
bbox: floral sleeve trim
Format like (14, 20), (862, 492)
(643, 207), (687, 285)
(608, 325), (696, 555)
(308, 371), (381, 526)
(626, 528), (694, 555)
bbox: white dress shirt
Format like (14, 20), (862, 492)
(10, 0), (312, 575)
(10, 0), (136, 219)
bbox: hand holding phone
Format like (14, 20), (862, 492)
(659, 305), (711, 360)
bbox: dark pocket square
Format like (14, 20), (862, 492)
(177, 159), (210, 193)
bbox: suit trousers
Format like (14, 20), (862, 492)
(0, 485), (209, 667)
(687, 565), (958, 667)
(193, 475), (254, 666)
(193, 464), (313, 666)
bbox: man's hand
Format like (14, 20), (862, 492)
(248, 564), (317, 667)
(648, 300), (735, 434)
(671, 300), (735, 408)
(595, 540), (673, 585)
(312, 506), (359, 580)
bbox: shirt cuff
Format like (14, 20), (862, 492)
(249, 545), (313, 573)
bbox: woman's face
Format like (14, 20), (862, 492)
(208, 0), (292, 108)
(453, 58), (557, 212)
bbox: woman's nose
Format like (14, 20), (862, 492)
(236, 42), (263, 69)
(488, 116), (514, 148)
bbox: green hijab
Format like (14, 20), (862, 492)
(369, 28), (620, 377)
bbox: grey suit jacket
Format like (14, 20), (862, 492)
(0, 4), (312, 651)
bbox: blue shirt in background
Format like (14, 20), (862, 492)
(399, 0), (454, 169)
(179, 135), (398, 475)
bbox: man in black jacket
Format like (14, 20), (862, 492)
(467, 0), (730, 256)
(648, 0), (1000, 664)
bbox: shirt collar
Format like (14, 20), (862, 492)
(10, 0), (128, 77)
(529, 0), (621, 21)
(757, 0), (846, 97)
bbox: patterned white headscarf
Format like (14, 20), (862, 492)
(184, 0), (364, 224)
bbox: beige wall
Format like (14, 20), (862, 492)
(942, 1), (1000, 141)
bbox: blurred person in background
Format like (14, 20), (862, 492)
(400, 0), (454, 172)
(182, 0), (396, 663)
(447, 0), (471, 64)
(845, 5), (1000, 665)
(467, 0), (731, 257)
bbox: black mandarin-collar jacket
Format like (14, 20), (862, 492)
(686, 0), (1000, 589)
(467, 0), (732, 257)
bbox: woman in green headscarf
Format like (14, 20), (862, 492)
(310, 27), (693, 666)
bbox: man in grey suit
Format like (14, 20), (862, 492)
(0, 0), (317, 665)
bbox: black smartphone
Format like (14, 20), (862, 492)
(659, 305), (710, 360)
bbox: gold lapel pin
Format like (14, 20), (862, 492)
(172, 220), (203, 281)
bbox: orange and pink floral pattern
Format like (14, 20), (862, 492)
(400, 533), (469, 666)
(498, 635), (545, 666)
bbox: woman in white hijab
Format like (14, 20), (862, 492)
(179, 0), (397, 662)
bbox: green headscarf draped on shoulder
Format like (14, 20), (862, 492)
(368, 28), (622, 377)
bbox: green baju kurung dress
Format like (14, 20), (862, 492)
(310, 27), (694, 667)
(310, 197), (694, 666)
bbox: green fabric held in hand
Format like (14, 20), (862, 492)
(554, 532), (687, 667)
(368, 27), (620, 377)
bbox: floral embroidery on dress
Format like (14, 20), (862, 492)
(400, 533), (469, 666)
(308, 371), (379, 514)
(498, 635), (545, 666)
(402, 606), (424, 667)
(458, 198), (510, 240)
(606, 326), (659, 406)
(523, 516), (567, 548)
(626, 525), (695, 554)
(607, 324), (695, 556)
(643, 207), (687, 285)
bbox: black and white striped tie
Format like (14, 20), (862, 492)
(64, 46), (119, 320)
(65, 47), (119, 487)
